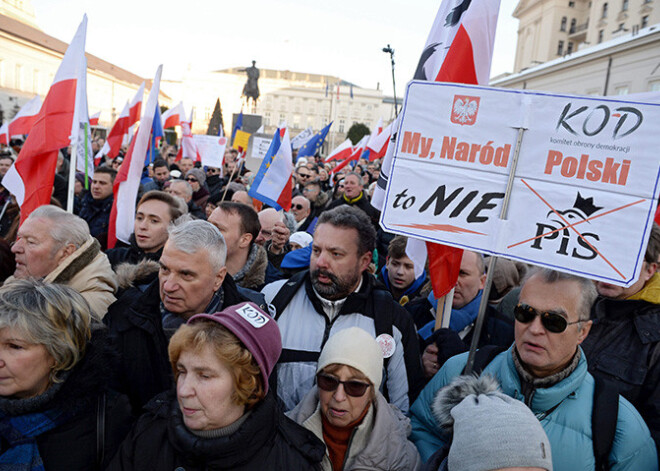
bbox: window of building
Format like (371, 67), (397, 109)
(642, 15), (649, 27)
(293, 115), (301, 129)
(598, 29), (604, 43)
(339, 119), (345, 133)
(615, 85), (629, 95)
(557, 40), (564, 55)
(0, 60), (5, 88)
(567, 42), (574, 53)
(648, 80), (660, 91)
(264, 112), (271, 126)
(278, 113), (285, 125)
(569, 0), (575, 6)
(602, 2), (608, 17)
(622, 0), (629, 10)
(15, 64), (23, 90)
(561, 16), (567, 31)
(569, 18), (577, 33)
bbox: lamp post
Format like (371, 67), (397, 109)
(382, 44), (398, 117)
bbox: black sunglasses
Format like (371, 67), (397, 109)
(185, 177), (198, 182)
(316, 373), (371, 397)
(514, 303), (581, 333)
(292, 203), (305, 210)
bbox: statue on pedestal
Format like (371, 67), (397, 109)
(241, 60), (260, 109)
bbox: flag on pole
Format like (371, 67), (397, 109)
(108, 65), (162, 248)
(325, 138), (353, 163)
(0, 123), (8, 146)
(291, 127), (314, 150)
(231, 111), (243, 146)
(161, 101), (185, 129)
(8, 95), (42, 137)
(177, 109), (200, 162)
(148, 102), (164, 163)
(2, 16), (88, 224)
(248, 127), (293, 211)
(366, 120), (394, 161)
(89, 111), (100, 126)
(350, 84), (354, 99)
(128, 82), (145, 127)
(297, 122), (332, 159)
(96, 101), (129, 162)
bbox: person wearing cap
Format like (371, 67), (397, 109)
(104, 220), (267, 412)
(108, 302), (324, 470)
(289, 327), (421, 470)
(410, 268), (657, 470)
(185, 168), (209, 211)
(423, 375), (552, 471)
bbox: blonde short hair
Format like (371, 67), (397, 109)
(168, 321), (265, 408)
(0, 279), (92, 383)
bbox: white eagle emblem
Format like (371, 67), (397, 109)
(452, 98), (479, 124)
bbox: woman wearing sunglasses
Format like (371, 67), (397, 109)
(289, 327), (421, 471)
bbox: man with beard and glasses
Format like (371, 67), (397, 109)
(261, 206), (424, 413)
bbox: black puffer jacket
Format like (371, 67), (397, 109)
(104, 275), (267, 413)
(0, 329), (133, 470)
(107, 391), (324, 471)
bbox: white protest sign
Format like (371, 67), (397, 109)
(193, 135), (227, 168)
(251, 136), (273, 160)
(381, 81), (660, 287)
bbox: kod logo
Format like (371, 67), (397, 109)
(451, 95), (480, 126)
(556, 103), (643, 140)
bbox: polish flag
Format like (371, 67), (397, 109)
(128, 82), (145, 127)
(325, 139), (353, 163)
(161, 101), (185, 129)
(248, 127), (293, 211)
(366, 120), (394, 161)
(108, 66), (162, 248)
(3, 16), (88, 224)
(0, 123), (7, 146)
(96, 101), (130, 163)
(8, 95), (42, 137)
(349, 135), (369, 161)
(89, 111), (100, 126)
(177, 110), (200, 162)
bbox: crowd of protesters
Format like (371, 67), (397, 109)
(0, 136), (657, 471)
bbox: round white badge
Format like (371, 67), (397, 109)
(376, 333), (396, 359)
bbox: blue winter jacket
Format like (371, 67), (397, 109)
(410, 346), (658, 471)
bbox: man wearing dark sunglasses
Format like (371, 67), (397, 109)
(582, 223), (660, 457)
(410, 268), (658, 469)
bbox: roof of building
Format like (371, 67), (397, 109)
(215, 66), (359, 88)
(492, 23), (660, 85)
(0, 13), (169, 99)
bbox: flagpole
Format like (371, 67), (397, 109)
(221, 164), (240, 202)
(66, 131), (78, 214)
(84, 122), (89, 189)
(434, 287), (455, 330)
(464, 126), (526, 375)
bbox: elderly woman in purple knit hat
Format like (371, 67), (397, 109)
(109, 302), (324, 470)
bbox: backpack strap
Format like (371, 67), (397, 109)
(461, 345), (508, 376)
(592, 376), (619, 471)
(96, 392), (106, 470)
(270, 271), (307, 321)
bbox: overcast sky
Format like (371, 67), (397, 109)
(30, 0), (519, 96)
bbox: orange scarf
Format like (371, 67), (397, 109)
(321, 404), (370, 471)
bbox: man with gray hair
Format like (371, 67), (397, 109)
(9, 205), (117, 319)
(166, 180), (205, 219)
(105, 219), (266, 411)
(410, 268), (658, 470)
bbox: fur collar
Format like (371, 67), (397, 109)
(233, 244), (267, 290)
(115, 259), (161, 290)
(45, 237), (99, 284)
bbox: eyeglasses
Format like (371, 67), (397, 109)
(316, 373), (371, 397)
(292, 203), (305, 210)
(185, 177), (198, 182)
(297, 172), (311, 178)
(514, 303), (581, 333)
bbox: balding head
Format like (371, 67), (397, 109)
(256, 208), (283, 245)
(291, 195), (311, 222)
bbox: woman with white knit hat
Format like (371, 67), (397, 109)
(288, 326), (421, 470)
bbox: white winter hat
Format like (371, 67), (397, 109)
(289, 231), (313, 248)
(316, 327), (383, 389)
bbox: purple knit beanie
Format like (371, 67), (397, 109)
(188, 302), (282, 393)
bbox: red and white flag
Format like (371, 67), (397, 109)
(177, 110), (200, 162)
(89, 111), (100, 126)
(128, 82), (145, 127)
(3, 16), (88, 223)
(108, 66), (162, 248)
(161, 101), (185, 129)
(96, 101), (130, 163)
(374, 0), (501, 299)
(8, 95), (42, 137)
(0, 123), (8, 146)
(325, 139), (353, 163)
(366, 120), (394, 161)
